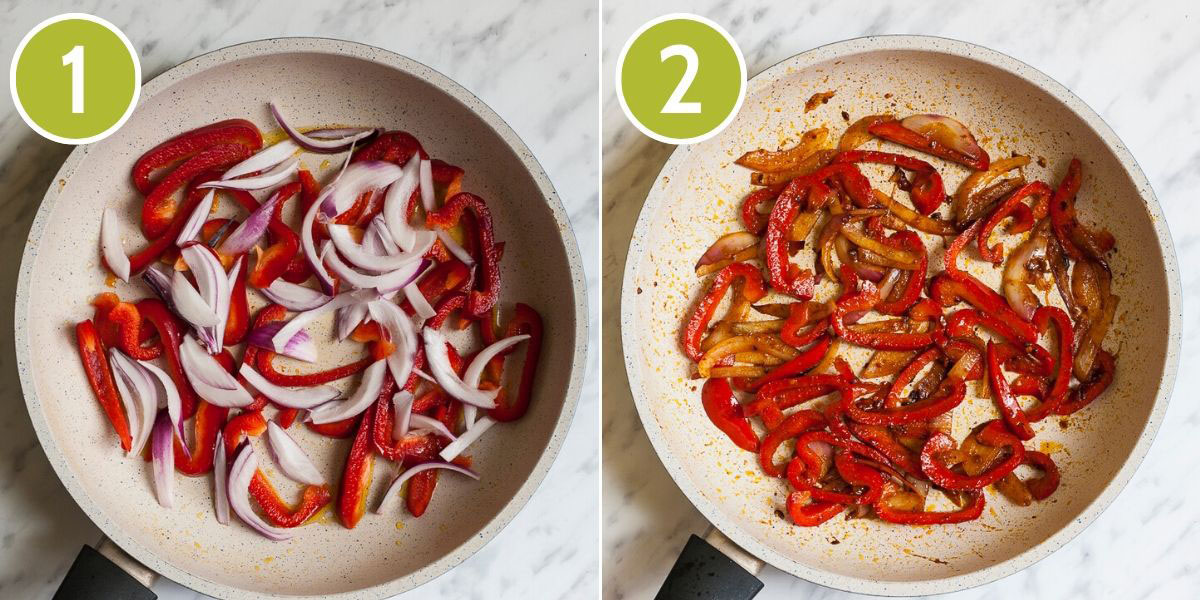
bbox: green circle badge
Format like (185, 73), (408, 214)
(616, 14), (746, 144)
(10, 13), (140, 144)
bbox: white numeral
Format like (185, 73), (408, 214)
(62, 45), (84, 114)
(660, 44), (701, 114)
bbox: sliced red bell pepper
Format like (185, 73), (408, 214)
(930, 273), (1037, 344)
(833, 150), (945, 215)
(337, 404), (375, 529)
(406, 469), (439, 517)
(399, 259), (471, 315)
(920, 421), (1025, 490)
(127, 172), (222, 274)
(1021, 451), (1060, 500)
(847, 422), (922, 477)
(884, 348), (941, 408)
(700, 378), (758, 452)
(874, 486), (985, 525)
(137, 298), (199, 418)
(223, 411), (331, 527)
(875, 231), (926, 315)
(741, 187), (779, 234)
(224, 257), (250, 346)
(945, 308), (1032, 346)
(99, 301), (162, 360)
(785, 490), (845, 526)
(832, 451), (886, 505)
(173, 400), (228, 475)
(76, 320), (133, 452)
(131, 119), (262, 195)
(765, 177), (818, 298)
(978, 182), (1052, 264)
(832, 266), (937, 350)
(985, 341), (1035, 440)
(140, 143), (252, 238)
(248, 182), (302, 288)
(1055, 349), (1114, 415)
(1029, 306), (1072, 421)
(351, 130), (426, 165)
(681, 263), (767, 362)
(779, 303), (828, 348)
(845, 378), (965, 425)
(758, 409), (826, 477)
(1050, 158), (1086, 261)
(489, 303), (543, 422)
(786, 455), (857, 505)
(306, 416), (362, 439)
(867, 120), (990, 170)
(426, 193), (501, 316)
(744, 335), (831, 392)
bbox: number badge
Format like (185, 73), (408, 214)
(616, 14), (746, 144)
(10, 13), (140, 145)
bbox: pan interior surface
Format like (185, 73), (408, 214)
(624, 39), (1174, 593)
(20, 43), (579, 598)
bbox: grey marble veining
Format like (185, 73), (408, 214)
(602, 1), (1199, 598)
(0, 1), (598, 598)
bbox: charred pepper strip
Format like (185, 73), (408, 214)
(1050, 158), (1086, 261)
(844, 378), (965, 425)
(337, 404), (375, 529)
(874, 487), (985, 525)
(741, 187), (779, 234)
(930, 274), (1037, 344)
(140, 143), (252, 238)
(489, 303), (543, 422)
(76, 320), (133, 452)
(847, 422), (922, 477)
(875, 231), (926, 315)
(985, 342), (1036, 440)
(701, 378), (759, 452)
(759, 409), (826, 477)
(765, 177), (818, 298)
(1021, 451), (1061, 500)
(682, 263), (767, 362)
(1055, 349), (1115, 415)
(130, 119), (261, 195)
(868, 120), (990, 170)
(137, 298), (199, 418)
(833, 266), (937, 350)
(834, 150), (946, 215)
(978, 182), (1052, 264)
(786, 490), (845, 526)
(744, 335), (831, 392)
(920, 421), (1025, 490)
(426, 193), (501, 316)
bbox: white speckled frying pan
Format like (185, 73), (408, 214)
(15, 39), (586, 599)
(621, 36), (1179, 596)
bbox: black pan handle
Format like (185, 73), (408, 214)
(54, 539), (158, 600)
(655, 531), (764, 599)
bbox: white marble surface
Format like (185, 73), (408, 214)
(0, 1), (598, 598)
(602, 1), (1199, 598)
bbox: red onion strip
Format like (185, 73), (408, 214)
(374, 461), (479, 514)
(213, 431), (229, 524)
(266, 421), (326, 485)
(439, 417), (496, 462)
(245, 322), (317, 363)
(199, 159), (298, 191)
(240, 365), (340, 409)
(108, 348), (158, 457)
(269, 103), (377, 153)
(228, 444), (292, 541)
(261, 279), (330, 312)
(222, 140), (299, 181)
(307, 359), (387, 424)
(217, 191), (285, 255)
(100, 208), (130, 282)
(175, 190), (215, 246)
(151, 410), (174, 508)
(422, 327), (497, 408)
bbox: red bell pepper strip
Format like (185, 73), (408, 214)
(489, 303), (543, 422)
(223, 411), (331, 527)
(875, 231), (926, 315)
(426, 193), (501, 317)
(741, 187), (779, 234)
(252, 305), (375, 386)
(780, 303), (828, 348)
(76, 320), (133, 452)
(139, 143), (252, 238)
(874, 486), (985, 525)
(978, 182), (1052, 264)
(867, 119), (990, 170)
(813, 163), (873, 208)
(1050, 158), (1086, 261)
(832, 266), (936, 350)
(127, 173), (221, 274)
(351, 130), (426, 164)
(785, 490), (845, 526)
(833, 150), (945, 215)
(406, 469), (439, 517)
(700, 378), (759, 452)
(786, 455), (857, 505)
(753, 373), (844, 414)
(681, 263), (767, 362)
(399, 259), (471, 315)
(759, 409), (825, 477)
(306, 416), (362, 439)
(930, 274), (1037, 344)
(172, 400), (228, 475)
(764, 177), (818, 299)
(137, 298), (199, 418)
(1021, 451), (1060, 500)
(884, 348), (941, 408)
(99, 301), (162, 360)
(337, 404), (375, 529)
(844, 378), (965, 425)
(744, 335), (831, 392)
(248, 182), (302, 288)
(985, 342), (1036, 440)
(945, 308), (1031, 346)
(1055, 349), (1115, 415)
(130, 119), (261, 195)
(833, 451), (887, 505)
(920, 421), (1025, 490)
(223, 258), (250, 346)
(847, 422), (922, 477)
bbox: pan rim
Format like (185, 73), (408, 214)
(15, 36), (588, 600)
(620, 33), (1180, 596)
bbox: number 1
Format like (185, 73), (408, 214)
(660, 44), (701, 114)
(62, 45), (84, 113)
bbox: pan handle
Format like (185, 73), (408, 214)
(654, 527), (765, 599)
(53, 536), (158, 600)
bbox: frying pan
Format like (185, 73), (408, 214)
(621, 35), (1179, 597)
(15, 38), (587, 599)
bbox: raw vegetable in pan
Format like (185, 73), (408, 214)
(77, 106), (544, 539)
(686, 110), (1116, 527)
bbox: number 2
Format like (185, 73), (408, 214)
(62, 45), (84, 113)
(660, 44), (700, 114)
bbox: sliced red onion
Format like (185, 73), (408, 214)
(179, 335), (254, 407)
(695, 232), (758, 270)
(403, 281), (436, 322)
(463, 404), (477, 430)
(199, 159), (298, 191)
(439, 417), (496, 462)
(270, 289), (375, 353)
(213, 431), (229, 524)
(308, 127), (377, 140)
(213, 257), (242, 349)
(1003, 227), (1048, 321)
(392, 392), (414, 439)
(328, 224), (431, 273)
(374, 461), (479, 514)
(269, 103), (378, 153)
(876, 269), (901, 302)
(261, 279), (330, 312)
(409, 415), (456, 440)
(265, 421), (326, 485)
(362, 217), (399, 256)
(327, 161), (405, 215)
(336, 301), (369, 341)
(436, 230), (475, 266)
(217, 191), (285, 255)
(901, 114), (987, 164)
(464, 334), (530, 388)
(151, 410), (174, 508)
(141, 264), (174, 309)
(322, 240), (428, 292)
(240, 364), (339, 409)
(170, 270), (219, 327)
(382, 154), (422, 250)
(307, 359), (387, 424)
(139, 360), (185, 444)
(422, 327), (497, 408)
(180, 244), (229, 352)
(300, 186), (338, 293)
(228, 444), (292, 541)
(414, 368), (436, 384)
(222, 139), (300, 181)
(175, 190), (215, 246)
(108, 348), (158, 457)
(100, 208), (130, 282)
(245, 321), (317, 363)
(419, 159), (436, 212)
(376, 259), (431, 296)
(366, 299), (418, 387)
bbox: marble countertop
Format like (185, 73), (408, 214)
(0, 1), (597, 599)
(603, 1), (1199, 598)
